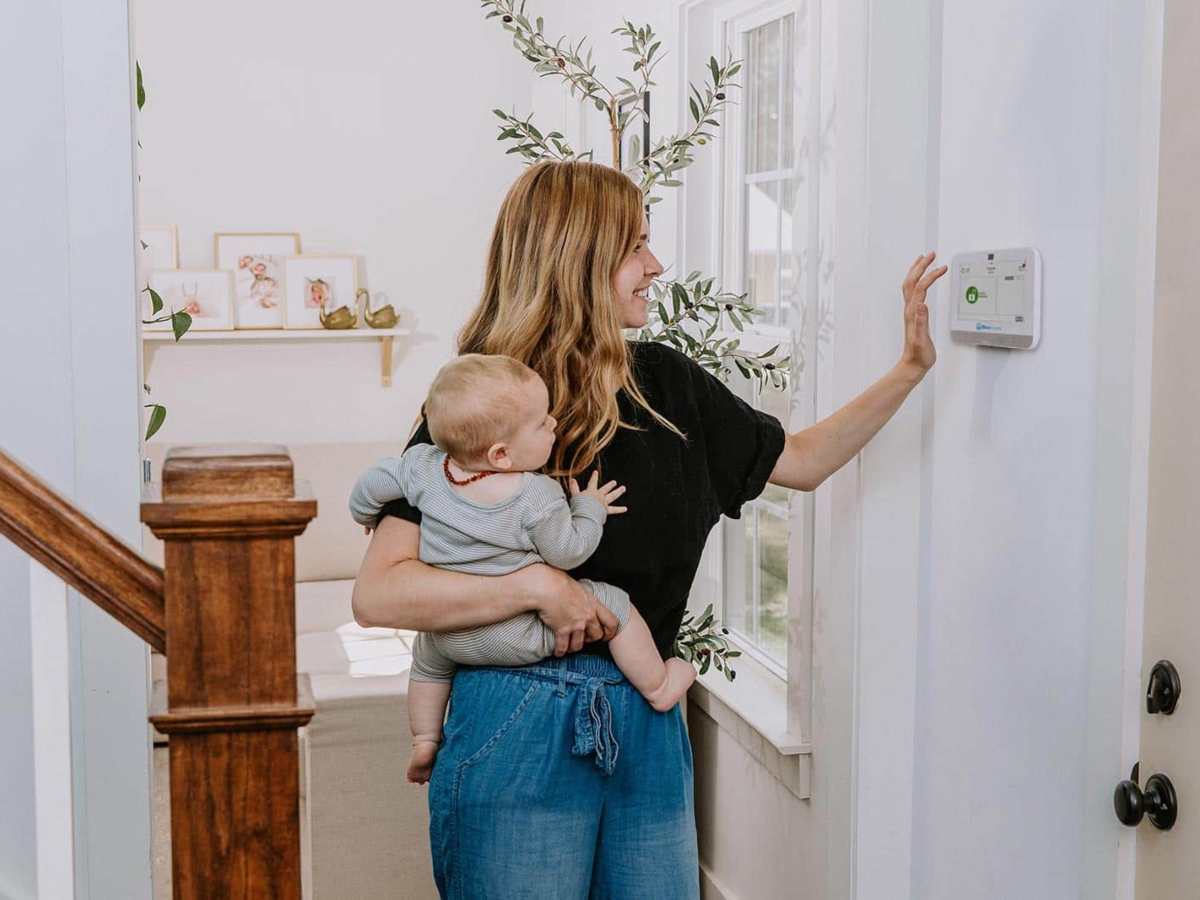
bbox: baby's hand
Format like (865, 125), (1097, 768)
(571, 471), (628, 515)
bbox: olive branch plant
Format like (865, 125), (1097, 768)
(137, 62), (193, 441)
(483, 0), (789, 677)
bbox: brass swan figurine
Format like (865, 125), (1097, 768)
(359, 288), (399, 329)
(318, 298), (358, 330)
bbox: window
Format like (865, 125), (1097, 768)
(720, 9), (800, 673)
(682, 0), (833, 762)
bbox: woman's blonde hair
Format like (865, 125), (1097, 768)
(457, 160), (681, 478)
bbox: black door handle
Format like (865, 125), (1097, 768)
(1114, 769), (1178, 831)
(1146, 660), (1181, 715)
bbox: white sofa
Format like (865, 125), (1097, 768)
(145, 442), (439, 900)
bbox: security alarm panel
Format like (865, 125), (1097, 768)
(949, 247), (1041, 349)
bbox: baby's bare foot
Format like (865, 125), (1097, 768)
(407, 740), (440, 784)
(647, 658), (697, 712)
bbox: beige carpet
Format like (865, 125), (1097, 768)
(153, 746), (171, 899)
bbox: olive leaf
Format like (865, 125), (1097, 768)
(677, 603), (743, 681)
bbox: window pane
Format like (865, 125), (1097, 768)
(778, 176), (797, 329)
(759, 378), (791, 432)
(743, 510), (757, 638)
(745, 180), (781, 316)
(758, 509), (789, 663)
(723, 508), (754, 640)
(781, 14), (796, 170)
(759, 483), (790, 511)
(745, 19), (782, 174)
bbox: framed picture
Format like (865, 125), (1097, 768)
(140, 225), (178, 271)
(214, 232), (301, 330)
(617, 92), (651, 170)
(145, 270), (235, 331)
(281, 255), (358, 329)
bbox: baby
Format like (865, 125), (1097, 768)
(349, 354), (696, 783)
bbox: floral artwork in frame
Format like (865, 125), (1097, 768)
(281, 255), (358, 329)
(145, 270), (235, 332)
(140, 225), (179, 272)
(215, 232), (301, 330)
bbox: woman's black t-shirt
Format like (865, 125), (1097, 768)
(377, 341), (787, 660)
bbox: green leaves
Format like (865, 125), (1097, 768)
(144, 403), (166, 441)
(136, 62), (145, 111)
(633, 273), (790, 390)
(141, 285), (193, 343)
(676, 603), (743, 681)
(482, 0), (609, 107)
(171, 311), (192, 342)
(146, 285), (163, 315)
(493, 108), (581, 163)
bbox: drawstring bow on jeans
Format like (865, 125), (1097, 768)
(571, 677), (619, 775)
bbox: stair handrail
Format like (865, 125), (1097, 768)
(0, 448), (165, 651)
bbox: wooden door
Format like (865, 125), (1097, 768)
(1132, 2), (1200, 893)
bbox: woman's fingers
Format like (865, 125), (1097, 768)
(902, 252), (932, 299)
(910, 264), (949, 305)
(917, 264), (949, 290)
(903, 252), (940, 305)
(543, 574), (621, 654)
(897, 252), (945, 373)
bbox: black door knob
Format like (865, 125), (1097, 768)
(1114, 771), (1178, 831)
(1147, 660), (1181, 715)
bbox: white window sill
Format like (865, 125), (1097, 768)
(687, 656), (811, 799)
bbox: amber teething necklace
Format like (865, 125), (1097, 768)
(444, 455), (498, 486)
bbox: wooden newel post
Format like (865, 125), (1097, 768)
(142, 446), (317, 899)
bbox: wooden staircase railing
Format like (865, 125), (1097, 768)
(0, 448), (165, 651)
(0, 444), (317, 899)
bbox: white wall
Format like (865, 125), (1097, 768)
(907, 3), (1143, 898)
(135, 0), (533, 447)
(2, 1), (151, 898)
(667, 0), (1154, 897)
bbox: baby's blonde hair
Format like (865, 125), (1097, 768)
(424, 354), (542, 464)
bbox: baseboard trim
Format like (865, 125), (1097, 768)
(699, 861), (740, 900)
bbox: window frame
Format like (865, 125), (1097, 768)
(714, 0), (805, 678)
(683, 0), (828, 757)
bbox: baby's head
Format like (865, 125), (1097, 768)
(425, 354), (557, 473)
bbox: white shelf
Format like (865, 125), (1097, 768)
(142, 327), (412, 385)
(143, 327), (411, 342)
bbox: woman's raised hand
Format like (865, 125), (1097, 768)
(901, 252), (948, 374)
(515, 563), (620, 655)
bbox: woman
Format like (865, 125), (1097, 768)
(352, 160), (945, 898)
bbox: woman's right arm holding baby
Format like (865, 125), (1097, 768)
(351, 516), (619, 655)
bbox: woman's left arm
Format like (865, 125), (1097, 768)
(770, 252), (947, 492)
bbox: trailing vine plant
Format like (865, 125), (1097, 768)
(137, 62), (192, 440)
(483, 1), (788, 677)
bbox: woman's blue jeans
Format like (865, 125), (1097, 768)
(427, 653), (700, 899)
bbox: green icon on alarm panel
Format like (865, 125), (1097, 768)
(966, 286), (980, 304)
